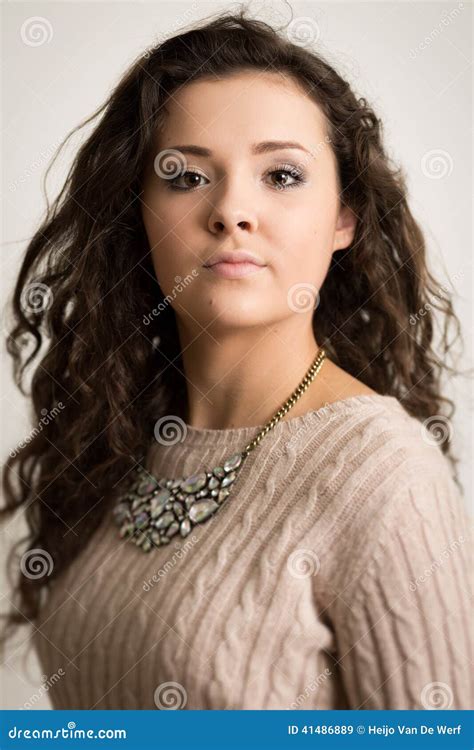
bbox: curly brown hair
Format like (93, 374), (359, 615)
(1, 7), (465, 656)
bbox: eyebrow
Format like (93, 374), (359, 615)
(165, 141), (311, 157)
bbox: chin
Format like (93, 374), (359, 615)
(191, 298), (270, 329)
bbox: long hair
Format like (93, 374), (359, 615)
(0, 7), (465, 654)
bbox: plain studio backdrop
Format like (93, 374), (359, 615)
(1, 0), (472, 710)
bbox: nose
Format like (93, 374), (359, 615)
(207, 180), (259, 235)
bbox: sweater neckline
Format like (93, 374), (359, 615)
(161, 394), (402, 449)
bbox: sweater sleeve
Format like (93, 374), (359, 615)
(328, 472), (473, 710)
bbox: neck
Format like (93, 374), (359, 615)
(176, 318), (324, 430)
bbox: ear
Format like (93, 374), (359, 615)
(333, 205), (357, 252)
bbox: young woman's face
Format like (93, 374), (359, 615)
(141, 70), (356, 332)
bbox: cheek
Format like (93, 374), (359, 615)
(275, 249), (332, 299)
(143, 194), (199, 256)
(274, 218), (334, 285)
(142, 200), (186, 280)
(150, 245), (185, 296)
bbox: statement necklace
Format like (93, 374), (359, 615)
(113, 348), (326, 552)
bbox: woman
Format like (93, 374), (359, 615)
(1, 10), (471, 710)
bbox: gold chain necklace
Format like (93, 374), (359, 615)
(113, 347), (326, 552)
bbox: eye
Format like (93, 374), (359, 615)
(165, 163), (307, 192)
(265, 163), (306, 190)
(166, 170), (208, 191)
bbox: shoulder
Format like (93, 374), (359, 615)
(293, 390), (470, 620)
(293, 390), (468, 588)
(290, 388), (464, 537)
(298, 357), (437, 483)
(297, 385), (453, 488)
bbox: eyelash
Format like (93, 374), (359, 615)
(166, 163), (306, 192)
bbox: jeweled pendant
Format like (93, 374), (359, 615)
(112, 347), (327, 553)
(112, 452), (245, 552)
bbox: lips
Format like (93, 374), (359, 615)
(204, 249), (265, 268)
(205, 260), (265, 279)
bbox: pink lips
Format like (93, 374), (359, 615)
(205, 261), (264, 279)
(203, 249), (266, 279)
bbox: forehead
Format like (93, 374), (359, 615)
(157, 70), (330, 154)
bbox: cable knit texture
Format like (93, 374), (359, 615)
(32, 394), (472, 710)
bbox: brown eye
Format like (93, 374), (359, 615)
(168, 171), (208, 191)
(266, 165), (305, 190)
(271, 171), (294, 187)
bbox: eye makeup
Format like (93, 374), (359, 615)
(165, 162), (307, 192)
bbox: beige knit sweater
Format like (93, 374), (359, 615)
(32, 394), (472, 710)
